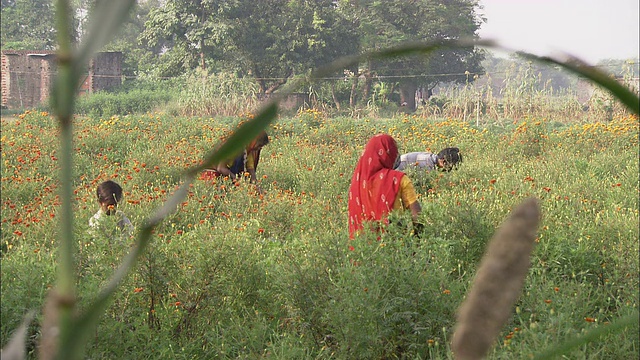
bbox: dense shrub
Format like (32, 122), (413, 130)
(75, 89), (176, 118)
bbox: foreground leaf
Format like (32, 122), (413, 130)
(452, 197), (541, 360)
(0, 311), (35, 360)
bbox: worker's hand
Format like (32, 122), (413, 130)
(412, 222), (425, 237)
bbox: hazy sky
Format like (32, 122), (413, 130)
(477, 0), (640, 64)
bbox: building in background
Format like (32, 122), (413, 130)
(1, 50), (122, 109)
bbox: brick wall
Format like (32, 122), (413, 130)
(1, 50), (121, 109)
(1, 53), (10, 108)
(90, 52), (122, 92)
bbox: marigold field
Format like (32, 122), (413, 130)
(1, 111), (638, 359)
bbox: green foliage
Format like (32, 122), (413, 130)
(338, 0), (485, 108)
(139, 0), (358, 94)
(100, 0), (161, 77)
(2, 113), (638, 358)
(74, 88), (175, 118)
(416, 55), (639, 124)
(1, 0), (61, 50)
(175, 70), (261, 117)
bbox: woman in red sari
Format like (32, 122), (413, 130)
(348, 134), (422, 239)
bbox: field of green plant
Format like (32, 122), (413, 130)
(1, 110), (638, 359)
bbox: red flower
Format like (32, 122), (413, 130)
(258, 228), (265, 234)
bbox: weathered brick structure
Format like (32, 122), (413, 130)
(1, 50), (122, 109)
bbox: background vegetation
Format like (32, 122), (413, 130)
(6, 0), (636, 117)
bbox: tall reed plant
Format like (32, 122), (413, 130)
(175, 69), (261, 117)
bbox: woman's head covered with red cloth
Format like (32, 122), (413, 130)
(348, 134), (405, 238)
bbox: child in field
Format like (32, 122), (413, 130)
(89, 180), (134, 240)
(394, 147), (462, 172)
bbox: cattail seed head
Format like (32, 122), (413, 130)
(452, 197), (541, 360)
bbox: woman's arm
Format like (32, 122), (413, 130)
(215, 163), (235, 180)
(409, 201), (422, 222)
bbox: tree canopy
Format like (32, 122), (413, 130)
(1, 0), (58, 49)
(337, 0), (485, 109)
(2, 0), (488, 109)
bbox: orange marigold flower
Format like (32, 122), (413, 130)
(544, 299), (552, 304)
(489, 179), (497, 184)
(134, 287), (144, 293)
(443, 289), (451, 295)
(585, 317), (596, 323)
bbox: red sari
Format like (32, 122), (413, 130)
(348, 134), (405, 238)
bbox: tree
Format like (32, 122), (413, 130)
(100, 0), (163, 77)
(338, 0), (485, 110)
(222, 0), (359, 94)
(139, 0), (227, 77)
(1, 0), (58, 49)
(140, 0), (358, 94)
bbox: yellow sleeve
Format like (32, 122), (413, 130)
(393, 175), (418, 210)
(245, 151), (256, 171)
